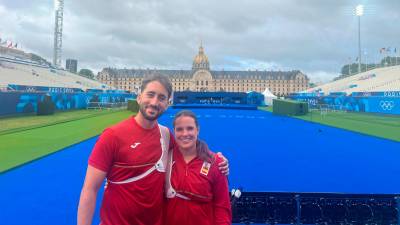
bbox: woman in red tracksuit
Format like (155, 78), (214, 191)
(165, 110), (232, 225)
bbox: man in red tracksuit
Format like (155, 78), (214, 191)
(165, 110), (232, 225)
(87, 116), (175, 225)
(78, 74), (174, 225)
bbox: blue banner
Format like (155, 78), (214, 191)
(351, 91), (400, 97)
(247, 91), (265, 106)
(291, 94), (400, 115)
(173, 91), (249, 105)
(0, 92), (135, 116)
(7, 84), (83, 93)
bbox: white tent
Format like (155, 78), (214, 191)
(262, 88), (277, 106)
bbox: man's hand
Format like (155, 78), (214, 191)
(216, 152), (229, 176)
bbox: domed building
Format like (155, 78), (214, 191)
(192, 44), (210, 71)
(190, 44), (213, 91)
(97, 44), (309, 96)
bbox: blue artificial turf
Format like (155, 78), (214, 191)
(159, 108), (400, 194)
(0, 137), (104, 225)
(0, 108), (399, 225)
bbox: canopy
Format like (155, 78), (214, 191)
(262, 88), (277, 105)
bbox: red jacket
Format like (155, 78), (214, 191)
(89, 117), (174, 225)
(165, 146), (232, 225)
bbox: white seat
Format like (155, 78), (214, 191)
(305, 65), (400, 94)
(0, 60), (107, 90)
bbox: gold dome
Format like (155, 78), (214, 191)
(192, 43), (210, 71)
(193, 45), (209, 64)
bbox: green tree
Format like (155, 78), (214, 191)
(29, 53), (51, 66)
(340, 63), (363, 76)
(309, 83), (317, 88)
(381, 56), (400, 67)
(79, 69), (94, 79)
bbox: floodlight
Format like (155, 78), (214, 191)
(356, 4), (364, 16)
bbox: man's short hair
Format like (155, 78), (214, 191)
(140, 74), (173, 98)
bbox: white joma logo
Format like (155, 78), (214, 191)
(130, 142), (141, 149)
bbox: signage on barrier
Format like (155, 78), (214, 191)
(380, 100), (395, 111)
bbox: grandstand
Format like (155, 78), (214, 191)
(0, 57), (109, 91)
(0, 53), (134, 116)
(306, 65), (400, 94)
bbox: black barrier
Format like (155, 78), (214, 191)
(232, 192), (399, 224)
(273, 99), (308, 116)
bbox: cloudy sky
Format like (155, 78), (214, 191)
(0, 0), (399, 83)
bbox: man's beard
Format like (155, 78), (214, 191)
(139, 104), (164, 121)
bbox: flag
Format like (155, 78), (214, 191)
(200, 162), (211, 176)
(395, 48), (397, 53)
(387, 47), (391, 53)
(7, 41), (12, 48)
(380, 48), (386, 54)
(355, 57), (359, 61)
(14, 43), (18, 48)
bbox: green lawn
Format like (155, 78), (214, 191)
(294, 110), (400, 142)
(0, 110), (134, 173)
(259, 107), (400, 142)
(0, 109), (118, 135)
(2, 106), (398, 173)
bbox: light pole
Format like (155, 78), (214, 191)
(356, 4), (364, 74)
(53, 0), (64, 67)
(363, 51), (367, 72)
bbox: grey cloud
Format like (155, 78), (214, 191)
(1, 0), (399, 82)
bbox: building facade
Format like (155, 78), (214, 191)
(66, 59), (78, 74)
(97, 45), (309, 96)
